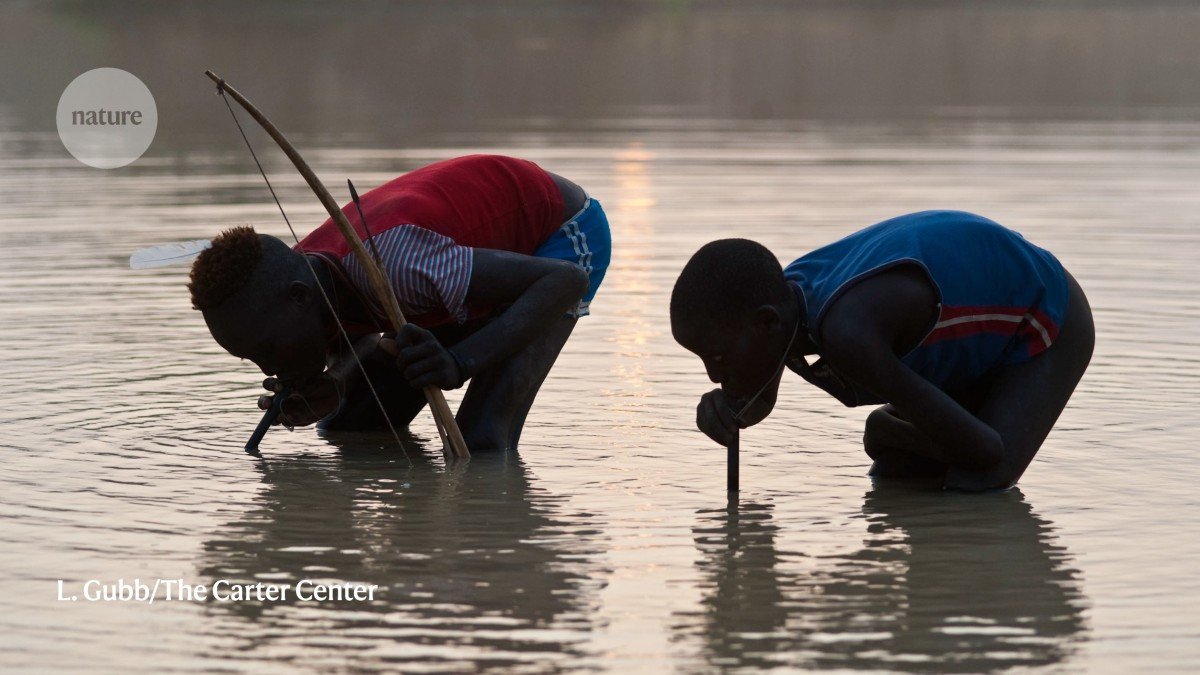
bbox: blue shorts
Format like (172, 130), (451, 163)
(532, 196), (611, 318)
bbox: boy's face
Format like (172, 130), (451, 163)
(204, 285), (328, 384)
(675, 313), (787, 413)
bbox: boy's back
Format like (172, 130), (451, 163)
(671, 210), (1094, 491)
(785, 210), (1070, 399)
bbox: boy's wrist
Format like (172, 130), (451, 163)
(447, 347), (472, 388)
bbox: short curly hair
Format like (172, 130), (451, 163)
(188, 226), (263, 311)
(671, 238), (788, 329)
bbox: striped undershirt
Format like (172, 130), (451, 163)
(340, 224), (474, 323)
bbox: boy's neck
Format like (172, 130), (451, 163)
(784, 280), (819, 356)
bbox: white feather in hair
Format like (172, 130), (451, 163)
(129, 239), (213, 270)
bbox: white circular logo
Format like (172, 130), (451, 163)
(56, 68), (157, 169)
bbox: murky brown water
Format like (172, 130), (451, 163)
(3, 119), (1198, 673)
(3, 2), (1200, 673)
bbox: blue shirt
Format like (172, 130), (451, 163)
(784, 210), (1069, 406)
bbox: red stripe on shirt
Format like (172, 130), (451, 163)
(924, 304), (1060, 350)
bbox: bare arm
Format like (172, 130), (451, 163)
(386, 249), (589, 389)
(819, 271), (1004, 471)
(452, 249), (589, 377)
(824, 328), (1003, 470)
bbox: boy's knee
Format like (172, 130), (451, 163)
(944, 462), (1020, 492)
(862, 405), (897, 456)
(862, 405), (948, 478)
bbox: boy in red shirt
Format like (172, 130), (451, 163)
(189, 155), (611, 452)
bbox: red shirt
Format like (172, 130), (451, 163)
(296, 154), (564, 329)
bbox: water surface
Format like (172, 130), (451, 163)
(2, 119), (1198, 672)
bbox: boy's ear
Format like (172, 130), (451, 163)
(287, 280), (313, 307)
(753, 304), (782, 332)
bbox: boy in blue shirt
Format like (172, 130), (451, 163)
(670, 211), (1094, 491)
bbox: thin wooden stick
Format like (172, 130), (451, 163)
(245, 384), (290, 455)
(205, 70), (470, 459)
(728, 427), (739, 492)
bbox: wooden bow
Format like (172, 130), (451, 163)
(205, 70), (470, 459)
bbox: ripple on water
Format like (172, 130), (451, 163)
(2, 121), (1199, 671)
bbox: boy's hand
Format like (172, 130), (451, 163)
(697, 388), (740, 447)
(380, 324), (464, 390)
(258, 373), (339, 427)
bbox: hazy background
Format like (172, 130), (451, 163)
(5, 0), (1200, 140)
(2, 2), (1199, 673)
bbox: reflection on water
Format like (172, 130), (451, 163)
(200, 434), (606, 670)
(2, 115), (1199, 670)
(5, 2), (1200, 668)
(678, 488), (1085, 671)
